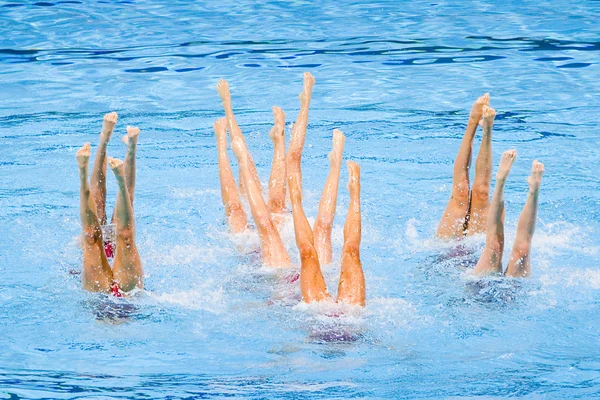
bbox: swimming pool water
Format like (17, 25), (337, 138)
(1, 1), (600, 398)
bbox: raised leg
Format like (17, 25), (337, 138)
(337, 161), (366, 306)
(467, 105), (496, 235)
(287, 150), (330, 303)
(230, 135), (291, 267)
(267, 107), (287, 217)
(108, 157), (144, 292)
(214, 118), (248, 233)
(285, 72), (315, 194)
(90, 112), (118, 225)
(473, 150), (517, 276)
(505, 160), (544, 278)
(111, 126), (141, 224)
(216, 79), (262, 195)
(437, 93), (489, 239)
(76, 143), (114, 292)
(313, 129), (345, 265)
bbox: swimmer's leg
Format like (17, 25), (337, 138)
(110, 126), (140, 224)
(337, 161), (366, 306)
(473, 150), (516, 276)
(288, 158), (330, 303)
(267, 107), (287, 217)
(77, 143), (113, 292)
(231, 136), (291, 267)
(214, 118), (248, 233)
(217, 79), (262, 195)
(467, 105), (496, 235)
(437, 94), (489, 239)
(505, 160), (544, 278)
(122, 126), (140, 204)
(285, 72), (315, 194)
(90, 112), (118, 225)
(108, 157), (143, 292)
(313, 129), (345, 265)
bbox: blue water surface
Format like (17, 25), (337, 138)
(1, 0), (600, 398)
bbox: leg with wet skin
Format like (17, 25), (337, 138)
(108, 157), (143, 292)
(110, 126), (140, 224)
(285, 72), (315, 194)
(214, 118), (248, 233)
(337, 161), (366, 306)
(437, 93), (489, 239)
(90, 112), (118, 225)
(76, 143), (114, 292)
(216, 79), (262, 195)
(267, 107), (287, 217)
(313, 129), (345, 265)
(473, 150), (517, 276)
(288, 163), (330, 303)
(505, 160), (544, 278)
(231, 136), (291, 267)
(467, 105), (496, 235)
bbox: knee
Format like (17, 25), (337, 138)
(512, 241), (531, 259)
(228, 201), (245, 216)
(343, 243), (361, 261)
(453, 181), (470, 201)
(488, 237), (502, 255)
(287, 150), (302, 165)
(82, 227), (102, 246)
(471, 183), (490, 201)
(298, 243), (317, 261)
(117, 227), (135, 243)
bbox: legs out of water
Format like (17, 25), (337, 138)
(214, 118), (248, 233)
(217, 79), (262, 196)
(77, 143), (114, 292)
(90, 112), (118, 225)
(77, 115), (144, 294)
(337, 161), (366, 306)
(267, 107), (288, 218)
(473, 150), (516, 276)
(504, 160), (544, 278)
(437, 93), (490, 239)
(313, 129), (345, 266)
(467, 105), (496, 235)
(473, 153), (544, 278)
(229, 124), (291, 267)
(108, 157), (143, 292)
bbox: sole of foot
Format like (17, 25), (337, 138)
(76, 143), (91, 167)
(217, 79), (230, 101)
(299, 72), (315, 103)
(528, 160), (544, 189)
(102, 112), (118, 136)
(497, 149), (517, 180)
(479, 105), (496, 130)
(329, 129), (346, 165)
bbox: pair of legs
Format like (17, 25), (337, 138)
(437, 94), (496, 238)
(472, 150), (545, 277)
(216, 79), (291, 267)
(288, 152), (365, 306)
(77, 113), (143, 293)
(214, 72), (343, 268)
